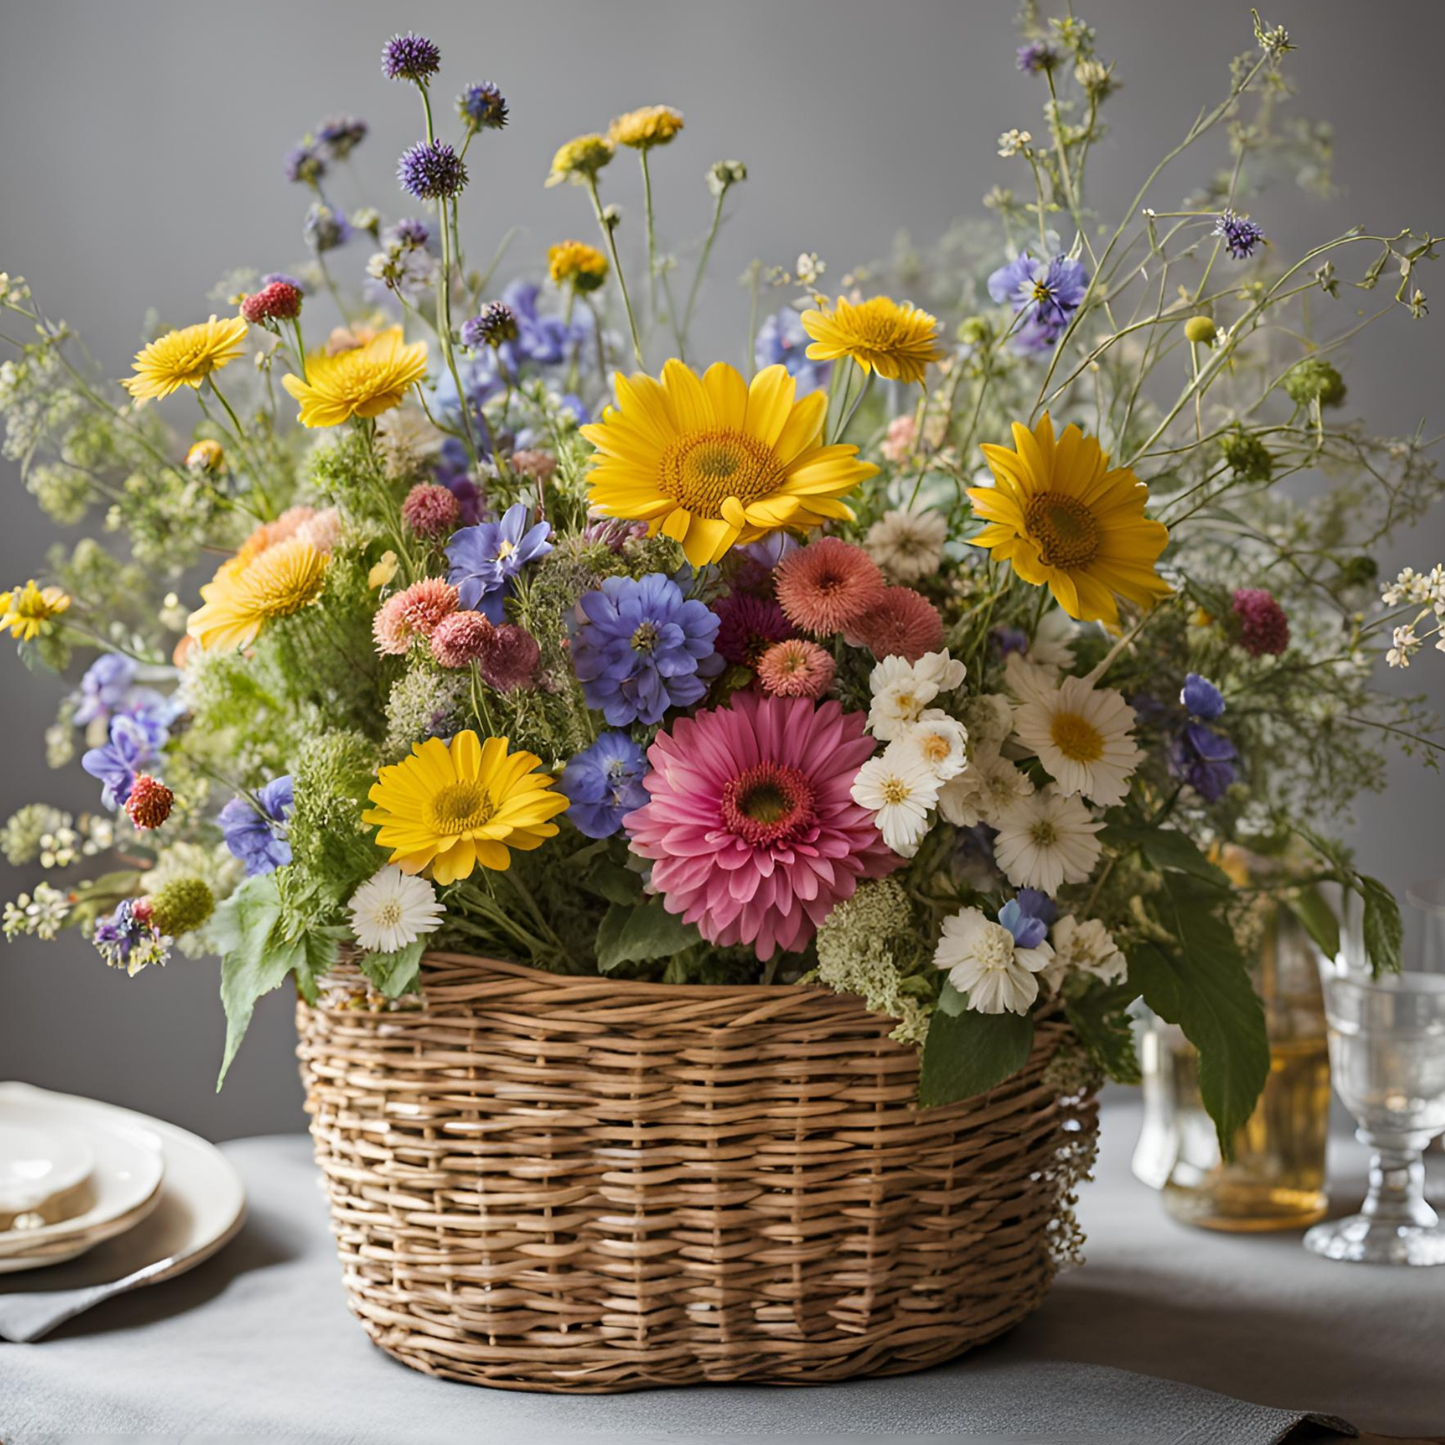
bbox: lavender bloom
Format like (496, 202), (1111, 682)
(382, 32), (441, 83)
(317, 114), (368, 160)
(998, 897), (1049, 950)
(285, 142), (326, 187)
(1016, 40), (1057, 73)
(571, 573), (722, 726)
(384, 218), (430, 250)
(987, 252), (1089, 353)
(1180, 673), (1225, 721)
(72, 653), (138, 728)
(397, 140), (468, 201)
(755, 308), (831, 393)
(446, 502), (554, 621)
(303, 203), (350, 254)
(218, 776), (294, 876)
(81, 711), (167, 809)
(1214, 210), (1265, 261)
(458, 82), (508, 133)
(558, 731), (650, 839)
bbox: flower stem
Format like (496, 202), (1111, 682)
(682, 187), (728, 363)
(586, 178), (644, 367)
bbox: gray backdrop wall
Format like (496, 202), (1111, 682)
(2, 0), (1442, 1139)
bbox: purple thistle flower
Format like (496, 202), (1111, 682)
(1214, 210), (1265, 261)
(284, 142), (326, 187)
(384, 218), (430, 250)
(988, 252), (1090, 354)
(446, 502), (554, 621)
(754, 308), (832, 393)
(1016, 40), (1058, 73)
(397, 140), (468, 201)
(558, 731), (650, 839)
(571, 573), (723, 727)
(218, 776), (294, 876)
(1180, 673), (1225, 721)
(458, 82), (509, 133)
(382, 32), (441, 83)
(317, 114), (368, 160)
(461, 302), (519, 350)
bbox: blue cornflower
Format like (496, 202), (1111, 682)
(1214, 210), (1265, 261)
(218, 776), (294, 876)
(987, 251), (1090, 353)
(317, 114), (368, 160)
(303, 203), (350, 254)
(81, 710), (168, 809)
(72, 653), (138, 728)
(558, 731), (650, 839)
(285, 142), (326, 187)
(755, 307), (831, 393)
(397, 140), (468, 201)
(1180, 673), (1225, 721)
(382, 32), (441, 83)
(1016, 40), (1058, 73)
(571, 573), (722, 726)
(458, 82), (508, 133)
(446, 502), (554, 622)
(998, 894), (1051, 950)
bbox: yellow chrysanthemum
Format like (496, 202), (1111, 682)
(186, 537), (329, 653)
(581, 359), (878, 568)
(801, 296), (945, 386)
(364, 731), (570, 885)
(281, 326), (428, 428)
(545, 133), (615, 187)
(547, 239), (609, 292)
(0, 580), (71, 641)
(123, 316), (249, 402)
(967, 413), (1171, 627)
(608, 104), (685, 151)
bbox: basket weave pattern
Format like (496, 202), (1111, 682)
(296, 953), (1096, 1393)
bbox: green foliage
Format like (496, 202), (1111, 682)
(595, 896), (701, 973)
(288, 729), (383, 915)
(919, 986), (1035, 1106)
(358, 939), (424, 997)
(1065, 980), (1141, 1085)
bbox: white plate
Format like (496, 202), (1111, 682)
(0, 1089), (165, 1265)
(0, 1117), (93, 1218)
(0, 1084), (244, 1323)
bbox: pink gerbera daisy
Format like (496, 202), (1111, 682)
(756, 638), (835, 699)
(849, 586), (944, 662)
(372, 577), (458, 654)
(625, 692), (900, 960)
(774, 536), (887, 636)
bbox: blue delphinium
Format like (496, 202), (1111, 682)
(72, 654), (138, 728)
(1213, 210), (1265, 261)
(81, 709), (168, 808)
(1171, 673), (1236, 802)
(446, 502), (554, 621)
(218, 776), (294, 876)
(571, 573), (722, 726)
(755, 307), (831, 393)
(558, 731), (651, 839)
(987, 252), (1089, 353)
(998, 889), (1055, 949)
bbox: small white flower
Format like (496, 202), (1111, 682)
(867, 650), (966, 740)
(795, 251), (825, 286)
(1010, 675), (1142, 806)
(1040, 914), (1127, 994)
(960, 692), (1015, 750)
(933, 906), (1054, 1015)
(348, 866), (445, 954)
(864, 507), (949, 584)
(891, 711), (970, 781)
(993, 788), (1104, 895)
(997, 128), (1033, 158)
(1028, 609), (1079, 671)
(937, 746), (1034, 828)
(851, 752), (940, 857)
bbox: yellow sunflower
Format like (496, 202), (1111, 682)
(0, 580), (71, 641)
(547, 239), (609, 292)
(186, 537), (329, 652)
(608, 104), (684, 151)
(967, 413), (1171, 627)
(123, 316), (249, 402)
(364, 731), (569, 884)
(281, 326), (428, 428)
(801, 296), (945, 385)
(581, 359), (878, 568)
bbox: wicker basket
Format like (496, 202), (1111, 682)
(296, 952), (1097, 1393)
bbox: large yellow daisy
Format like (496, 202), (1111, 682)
(967, 413), (1171, 627)
(580, 359), (878, 568)
(364, 731), (569, 884)
(123, 317), (249, 402)
(801, 296), (945, 385)
(186, 537), (329, 652)
(281, 326), (428, 428)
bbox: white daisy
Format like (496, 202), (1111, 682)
(864, 506), (949, 583)
(1010, 675), (1142, 806)
(867, 650), (967, 740)
(348, 866), (445, 954)
(937, 746), (1034, 828)
(1028, 608), (1080, 671)
(1003, 649), (1058, 705)
(851, 752), (940, 857)
(933, 906), (1054, 1015)
(891, 711), (970, 780)
(993, 788), (1104, 895)
(1040, 914), (1128, 994)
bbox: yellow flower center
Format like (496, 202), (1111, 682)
(660, 429), (785, 518)
(1028, 819), (1059, 846)
(1050, 710), (1105, 763)
(375, 900), (403, 928)
(919, 731), (954, 763)
(880, 776), (913, 805)
(496, 540), (516, 561)
(430, 780), (497, 833)
(1025, 492), (1102, 568)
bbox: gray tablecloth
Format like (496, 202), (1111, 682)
(2, 1099), (1441, 1443)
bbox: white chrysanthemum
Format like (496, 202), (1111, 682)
(1003, 649), (1058, 705)
(933, 906), (1054, 1015)
(851, 751), (940, 857)
(864, 506), (948, 583)
(867, 650), (966, 740)
(891, 710), (969, 780)
(1010, 675), (1142, 806)
(993, 788), (1104, 895)
(937, 746), (1035, 828)
(348, 866), (445, 954)
(1028, 608), (1080, 671)
(1040, 913), (1128, 994)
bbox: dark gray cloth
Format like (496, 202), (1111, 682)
(1, 1100), (1439, 1441)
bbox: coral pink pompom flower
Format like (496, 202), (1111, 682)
(624, 691), (901, 961)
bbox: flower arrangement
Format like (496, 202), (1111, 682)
(3, 13), (1439, 1146)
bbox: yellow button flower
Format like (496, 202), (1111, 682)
(281, 326), (428, 428)
(607, 105), (684, 151)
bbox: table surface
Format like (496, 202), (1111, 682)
(2, 1098), (1442, 1442)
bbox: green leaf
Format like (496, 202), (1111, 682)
(294, 925), (346, 1005)
(1102, 821), (1229, 886)
(215, 874), (301, 1089)
(1360, 875), (1402, 976)
(594, 897), (701, 973)
(1283, 885), (1340, 964)
(918, 1006), (1034, 1107)
(1065, 981), (1140, 1085)
(584, 861), (645, 907)
(935, 979), (968, 1017)
(358, 938), (425, 998)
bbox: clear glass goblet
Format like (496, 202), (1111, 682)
(1304, 879), (1445, 1266)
